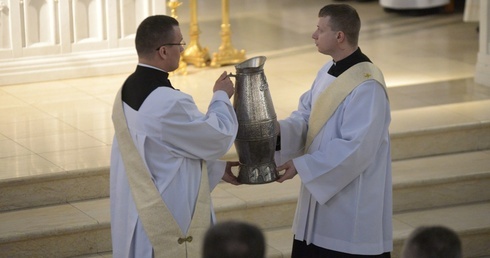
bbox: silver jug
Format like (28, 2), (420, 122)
(230, 56), (279, 184)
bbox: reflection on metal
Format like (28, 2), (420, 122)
(230, 56), (278, 184)
(210, 0), (246, 67)
(168, 0), (187, 75)
(182, 0), (210, 68)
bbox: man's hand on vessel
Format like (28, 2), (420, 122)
(213, 71), (235, 98)
(276, 160), (298, 183)
(222, 161), (241, 185)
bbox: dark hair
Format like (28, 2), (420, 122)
(135, 15), (179, 57)
(203, 220), (265, 258)
(318, 4), (360, 46)
(402, 226), (462, 258)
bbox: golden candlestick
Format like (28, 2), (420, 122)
(168, 0), (187, 75)
(182, 0), (210, 67)
(210, 0), (246, 67)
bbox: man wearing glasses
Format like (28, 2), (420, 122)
(110, 15), (240, 258)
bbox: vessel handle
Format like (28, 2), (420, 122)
(228, 72), (236, 78)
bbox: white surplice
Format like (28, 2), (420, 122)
(275, 61), (393, 255)
(110, 87), (238, 258)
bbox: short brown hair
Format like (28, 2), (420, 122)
(135, 15), (179, 57)
(318, 4), (360, 46)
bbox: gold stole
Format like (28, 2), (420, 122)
(305, 62), (387, 151)
(112, 88), (211, 258)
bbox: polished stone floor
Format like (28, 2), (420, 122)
(0, 0), (487, 181)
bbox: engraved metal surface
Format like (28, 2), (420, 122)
(232, 56), (279, 184)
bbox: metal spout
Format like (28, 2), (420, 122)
(235, 56), (267, 71)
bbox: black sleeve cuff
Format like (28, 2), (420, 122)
(275, 135), (281, 151)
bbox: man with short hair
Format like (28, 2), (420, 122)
(275, 4), (392, 257)
(401, 226), (462, 258)
(202, 220), (266, 258)
(110, 15), (240, 257)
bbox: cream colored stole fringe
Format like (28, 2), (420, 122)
(112, 89), (211, 258)
(305, 62), (387, 151)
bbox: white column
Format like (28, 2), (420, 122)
(475, 0), (490, 87)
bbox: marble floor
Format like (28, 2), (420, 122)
(0, 0), (488, 181)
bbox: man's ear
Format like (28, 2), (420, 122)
(336, 31), (343, 40)
(337, 31), (348, 44)
(157, 47), (166, 59)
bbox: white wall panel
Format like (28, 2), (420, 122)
(0, 0), (166, 85)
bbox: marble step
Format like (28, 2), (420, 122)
(0, 198), (112, 257)
(265, 202), (490, 258)
(2, 147), (489, 218)
(390, 99), (490, 160)
(1, 151), (490, 257)
(1, 198), (489, 258)
(1, 100), (490, 212)
(211, 150), (490, 229)
(0, 168), (109, 212)
(392, 150), (490, 212)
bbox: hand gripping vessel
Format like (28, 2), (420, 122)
(230, 56), (279, 184)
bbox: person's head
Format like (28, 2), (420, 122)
(202, 220), (265, 258)
(401, 226), (462, 258)
(312, 4), (360, 60)
(135, 15), (184, 72)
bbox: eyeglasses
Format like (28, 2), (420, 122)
(155, 40), (186, 50)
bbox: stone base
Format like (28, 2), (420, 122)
(0, 48), (136, 86)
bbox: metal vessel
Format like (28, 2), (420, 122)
(230, 56), (278, 184)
